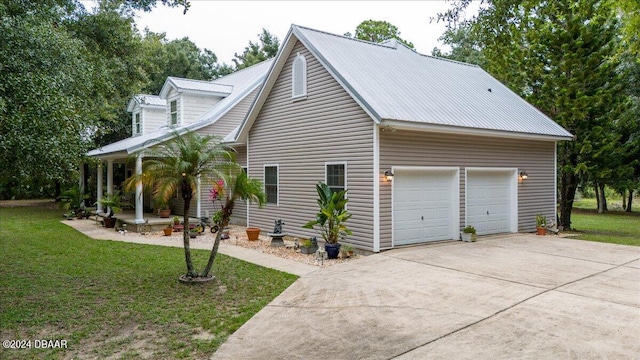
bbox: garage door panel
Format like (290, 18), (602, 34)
(394, 169), (457, 246)
(466, 171), (514, 236)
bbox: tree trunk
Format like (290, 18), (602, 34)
(559, 171), (578, 230)
(182, 183), (196, 277)
(202, 200), (235, 277)
(627, 190), (634, 212)
(621, 190), (627, 211)
(597, 182), (607, 213)
(595, 183), (600, 211)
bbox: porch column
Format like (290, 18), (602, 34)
(134, 154), (145, 224)
(107, 159), (114, 195)
(96, 162), (104, 214)
(196, 174), (202, 218)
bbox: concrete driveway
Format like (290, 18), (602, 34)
(212, 234), (640, 359)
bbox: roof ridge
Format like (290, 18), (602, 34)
(292, 24), (397, 50)
(417, 52), (481, 68)
(293, 24), (480, 68)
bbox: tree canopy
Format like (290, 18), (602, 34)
(437, 0), (637, 224)
(346, 20), (414, 49)
(231, 28), (280, 70)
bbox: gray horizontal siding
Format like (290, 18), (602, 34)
(379, 129), (556, 249)
(248, 40), (375, 250)
(200, 88), (259, 137)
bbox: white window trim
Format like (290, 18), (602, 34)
(133, 112), (141, 135)
(291, 52), (307, 100)
(324, 161), (347, 193)
(169, 99), (179, 126)
(264, 164), (279, 206)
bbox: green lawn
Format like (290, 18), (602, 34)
(570, 209), (640, 246)
(0, 205), (297, 359)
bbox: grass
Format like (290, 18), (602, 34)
(569, 210), (640, 246)
(0, 204), (297, 359)
(569, 193), (640, 246)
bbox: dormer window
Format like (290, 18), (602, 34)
(134, 113), (141, 135)
(292, 53), (307, 100)
(169, 100), (178, 125)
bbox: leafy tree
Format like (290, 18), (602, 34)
(438, 0), (626, 228)
(0, 8), (97, 199)
(232, 28), (280, 70)
(346, 20), (414, 49)
(431, 25), (485, 66)
(139, 31), (223, 93)
(0, 0), (192, 199)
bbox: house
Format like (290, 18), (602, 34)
(229, 25), (573, 252)
(85, 59), (274, 226)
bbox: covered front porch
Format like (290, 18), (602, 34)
(84, 130), (210, 227)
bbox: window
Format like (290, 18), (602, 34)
(291, 53), (307, 99)
(264, 165), (278, 205)
(170, 100), (178, 125)
(134, 113), (141, 134)
(326, 163), (346, 193)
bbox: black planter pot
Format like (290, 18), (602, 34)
(325, 243), (341, 259)
(103, 217), (117, 228)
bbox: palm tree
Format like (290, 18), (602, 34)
(125, 131), (235, 278)
(201, 168), (266, 277)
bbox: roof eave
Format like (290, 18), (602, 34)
(381, 119), (574, 142)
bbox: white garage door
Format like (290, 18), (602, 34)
(466, 170), (515, 235)
(394, 169), (458, 246)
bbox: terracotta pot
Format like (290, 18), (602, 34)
(159, 209), (171, 218)
(536, 227), (547, 236)
(163, 228), (173, 236)
(246, 227), (261, 241)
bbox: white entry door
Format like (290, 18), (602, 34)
(466, 170), (516, 235)
(393, 168), (459, 246)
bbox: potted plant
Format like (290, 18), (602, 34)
(341, 243), (354, 257)
(172, 215), (181, 226)
(461, 225), (477, 242)
(536, 213), (547, 235)
(303, 182), (352, 259)
(95, 192), (122, 228)
(163, 222), (173, 236)
(58, 186), (89, 219)
(300, 238), (318, 254)
(189, 227), (199, 238)
(154, 196), (171, 218)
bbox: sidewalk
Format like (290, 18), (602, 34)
(62, 219), (318, 277)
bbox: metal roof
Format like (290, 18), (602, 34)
(159, 77), (233, 98)
(127, 94), (166, 112)
(88, 60), (273, 159)
(290, 25), (572, 139)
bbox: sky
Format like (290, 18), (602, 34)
(115, 0), (478, 66)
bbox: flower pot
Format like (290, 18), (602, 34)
(163, 228), (173, 236)
(325, 243), (341, 259)
(300, 246), (318, 254)
(103, 217), (117, 228)
(536, 227), (547, 236)
(189, 232), (198, 238)
(246, 227), (261, 241)
(461, 233), (477, 242)
(159, 209), (171, 218)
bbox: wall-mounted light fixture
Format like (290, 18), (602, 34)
(384, 169), (394, 181)
(519, 171), (528, 180)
